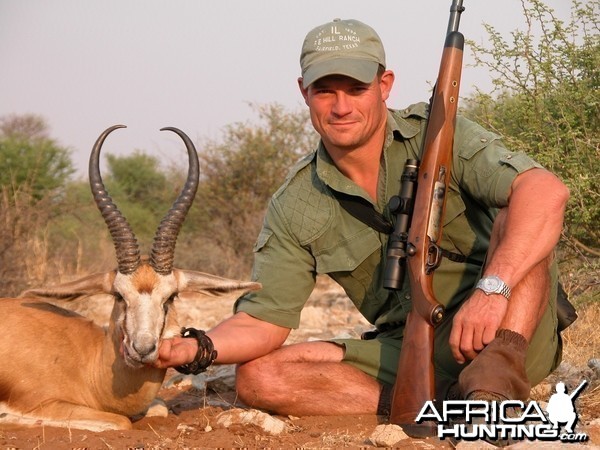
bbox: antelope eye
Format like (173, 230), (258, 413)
(163, 294), (176, 313)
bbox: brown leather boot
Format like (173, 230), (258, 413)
(458, 329), (531, 401)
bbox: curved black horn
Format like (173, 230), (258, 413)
(149, 127), (199, 275)
(89, 125), (141, 274)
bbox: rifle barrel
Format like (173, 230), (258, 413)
(446, 0), (465, 35)
(569, 380), (588, 400)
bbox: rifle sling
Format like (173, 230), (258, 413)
(331, 188), (479, 265)
(332, 190), (394, 234)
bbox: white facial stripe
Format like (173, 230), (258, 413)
(113, 271), (178, 361)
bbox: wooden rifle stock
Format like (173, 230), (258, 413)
(389, 2), (465, 437)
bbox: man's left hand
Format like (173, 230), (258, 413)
(449, 291), (508, 364)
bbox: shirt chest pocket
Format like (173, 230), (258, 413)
(312, 227), (382, 304)
(313, 226), (382, 274)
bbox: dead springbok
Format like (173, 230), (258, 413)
(0, 125), (260, 431)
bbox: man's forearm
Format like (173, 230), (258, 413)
(208, 312), (291, 364)
(483, 168), (569, 288)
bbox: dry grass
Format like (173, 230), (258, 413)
(561, 301), (600, 367)
(564, 301), (600, 419)
(532, 301), (600, 421)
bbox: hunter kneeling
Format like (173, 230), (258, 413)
(154, 18), (570, 425)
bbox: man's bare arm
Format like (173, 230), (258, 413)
(483, 168), (569, 288)
(449, 168), (569, 363)
(155, 312), (291, 368)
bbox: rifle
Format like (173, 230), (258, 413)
(385, 0), (465, 437)
(568, 380), (588, 401)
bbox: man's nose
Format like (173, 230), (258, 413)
(332, 92), (352, 116)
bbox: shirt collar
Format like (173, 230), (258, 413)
(385, 109), (421, 146)
(315, 141), (365, 196)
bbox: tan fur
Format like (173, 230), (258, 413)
(0, 265), (260, 431)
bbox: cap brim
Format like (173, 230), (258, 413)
(302, 59), (379, 88)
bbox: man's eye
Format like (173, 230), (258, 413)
(351, 86), (369, 94)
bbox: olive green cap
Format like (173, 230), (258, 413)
(300, 18), (386, 88)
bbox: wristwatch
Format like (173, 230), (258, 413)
(476, 275), (512, 300)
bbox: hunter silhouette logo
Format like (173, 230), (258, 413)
(546, 380), (587, 435)
(417, 379), (589, 443)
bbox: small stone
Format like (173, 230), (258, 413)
(144, 398), (169, 417)
(368, 424), (409, 447)
(216, 408), (287, 435)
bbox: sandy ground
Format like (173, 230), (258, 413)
(1, 277), (598, 449)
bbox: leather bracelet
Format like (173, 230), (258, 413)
(175, 327), (217, 375)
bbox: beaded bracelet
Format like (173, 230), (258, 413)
(174, 327), (217, 375)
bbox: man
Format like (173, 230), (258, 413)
(156, 19), (569, 416)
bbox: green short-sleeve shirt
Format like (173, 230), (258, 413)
(235, 103), (543, 331)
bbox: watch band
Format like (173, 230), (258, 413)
(496, 282), (512, 300)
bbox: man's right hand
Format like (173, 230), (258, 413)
(154, 335), (198, 369)
(152, 312), (291, 369)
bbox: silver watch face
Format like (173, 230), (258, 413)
(481, 276), (501, 292)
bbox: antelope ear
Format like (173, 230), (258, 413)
(174, 269), (261, 302)
(19, 271), (116, 302)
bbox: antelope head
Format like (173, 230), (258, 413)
(88, 125), (198, 367)
(85, 125), (259, 368)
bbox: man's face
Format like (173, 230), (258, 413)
(299, 71), (394, 152)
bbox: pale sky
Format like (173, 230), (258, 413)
(0, 0), (573, 177)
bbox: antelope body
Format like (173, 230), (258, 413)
(0, 126), (259, 431)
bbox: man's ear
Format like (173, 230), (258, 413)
(379, 70), (395, 102)
(298, 77), (309, 105)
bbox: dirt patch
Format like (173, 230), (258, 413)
(0, 379), (449, 449)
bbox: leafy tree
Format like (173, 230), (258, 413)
(0, 114), (75, 293)
(0, 114), (74, 200)
(463, 0), (600, 255)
